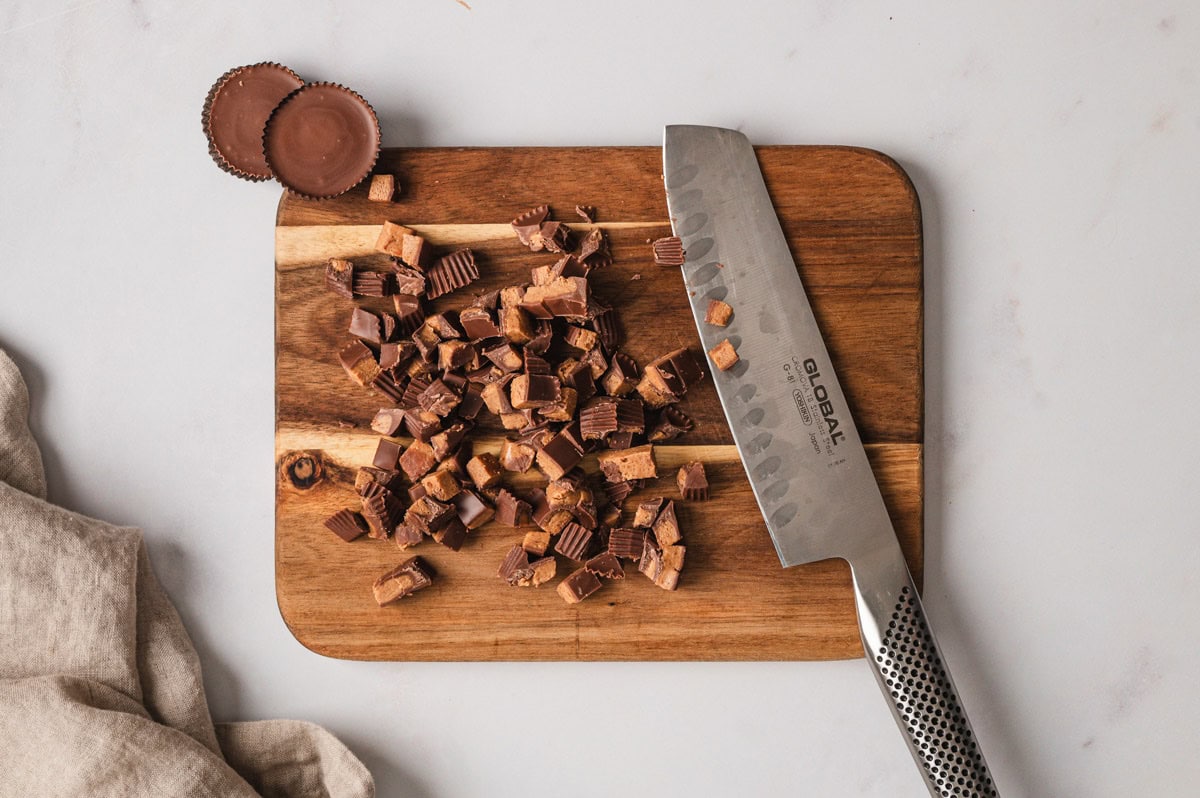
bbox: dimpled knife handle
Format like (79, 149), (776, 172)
(854, 571), (1000, 797)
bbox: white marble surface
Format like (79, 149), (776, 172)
(2, 1), (1198, 795)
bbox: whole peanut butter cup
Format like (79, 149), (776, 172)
(262, 82), (381, 199)
(203, 62), (304, 181)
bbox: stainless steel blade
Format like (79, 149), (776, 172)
(662, 124), (895, 568)
(663, 125), (1000, 798)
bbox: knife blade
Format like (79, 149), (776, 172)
(663, 125), (999, 798)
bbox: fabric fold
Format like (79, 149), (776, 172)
(0, 348), (373, 797)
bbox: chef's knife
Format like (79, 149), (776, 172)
(663, 125), (998, 798)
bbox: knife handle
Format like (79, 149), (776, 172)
(852, 560), (999, 797)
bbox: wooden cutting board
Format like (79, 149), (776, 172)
(275, 145), (922, 661)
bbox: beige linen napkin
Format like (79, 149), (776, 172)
(0, 348), (374, 798)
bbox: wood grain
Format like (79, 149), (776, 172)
(275, 145), (922, 661)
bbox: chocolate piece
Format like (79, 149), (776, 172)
(439, 439), (473, 476)
(709, 338), (739, 371)
(407, 483), (428, 503)
(526, 557), (557, 587)
(466, 452), (503, 489)
(361, 488), (403, 539)
(473, 289), (500, 310)
(603, 480), (636, 507)
(368, 173), (396, 202)
(526, 320), (555, 355)
(614, 398), (644, 433)
(384, 312), (403, 343)
(427, 249), (479, 299)
(500, 285), (526, 309)
(572, 495), (599, 531)
(531, 489), (573, 535)
(705, 299), (733, 326)
(402, 377), (432, 409)
(434, 338), (475, 369)
(577, 228), (612, 268)
(324, 509), (369, 542)
(536, 432), (584, 481)
(373, 557), (433, 605)
(402, 410), (441, 442)
(373, 437), (403, 470)
(398, 440), (437, 481)
(392, 265), (426, 296)
(662, 544), (686, 572)
(352, 270), (391, 298)
(511, 205), (550, 250)
(421, 469), (461, 501)
(393, 523), (425, 549)
(652, 500), (682, 546)
(564, 325), (598, 353)
(579, 398), (619, 440)
(585, 552), (625, 579)
(663, 348), (705, 389)
(597, 444), (656, 482)
(481, 377), (516, 415)
(452, 489), (495, 529)
(632, 498), (665, 529)
(522, 530), (552, 556)
(677, 462), (709, 501)
(484, 342), (524, 373)
(539, 387), (577, 422)
(498, 545), (532, 584)
(355, 466), (405, 495)
(465, 363), (503, 384)
(369, 370), (405, 403)
(555, 254), (590, 279)
(499, 439), (536, 472)
(460, 307), (502, 340)
(432, 516), (468, 551)
(638, 539), (666, 580)
(370, 408), (406, 436)
(557, 567), (602, 604)
(430, 423), (469, 461)
(518, 421), (557, 450)
(325, 259), (355, 298)
(423, 313), (461, 339)
(601, 352), (639, 396)
(418, 378), (461, 417)
(559, 420), (589, 455)
(401, 232), (427, 269)
(262, 82), (380, 198)
(545, 277), (590, 318)
(540, 221), (571, 253)
(651, 236), (685, 266)
(590, 309), (621, 350)
(607, 527), (648, 560)
(575, 205), (595, 222)
(604, 431), (635, 450)
(648, 406), (695, 442)
(379, 341), (415, 372)
(392, 294), (425, 336)
(510, 374), (561, 409)
(500, 307), (536, 343)
(546, 478), (583, 510)
(458, 384), (485, 420)
(555, 522), (594, 561)
(494, 489), (530, 527)
(349, 307), (382, 344)
(523, 350), (552, 375)
(638, 347), (703, 407)
(339, 340), (381, 388)
(406, 495), (456, 534)
(204, 63), (305, 181)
